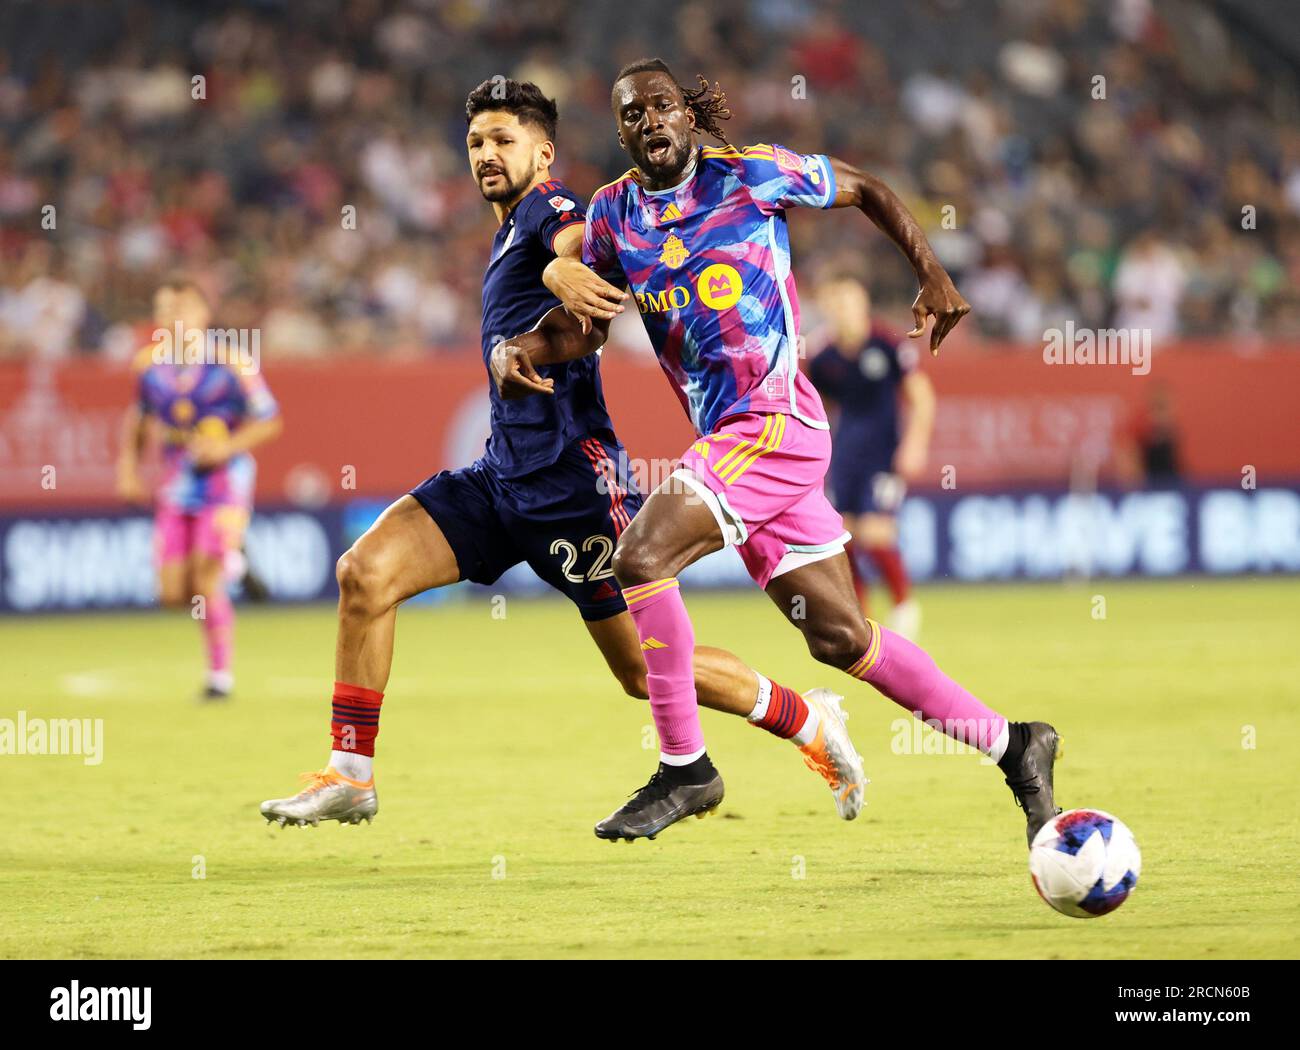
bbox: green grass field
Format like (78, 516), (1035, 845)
(3, 578), (1297, 959)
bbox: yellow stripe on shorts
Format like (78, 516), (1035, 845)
(709, 417), (770, 478)
(718, 413), (785, 484)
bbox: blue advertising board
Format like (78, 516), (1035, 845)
(2, 485), (1297, 613)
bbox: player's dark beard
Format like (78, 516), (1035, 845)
(636, 136), (694, 188)
(478, 163), (532, 204)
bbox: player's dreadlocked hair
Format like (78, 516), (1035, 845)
(613, 58), (732, 144)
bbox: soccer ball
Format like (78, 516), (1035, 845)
(1028, 809), (1141, 918)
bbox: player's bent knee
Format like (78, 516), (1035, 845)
(611, 541), (666, 588)
(336, 546), (391, 613)
(805, 620), (871, 671)
(859, 525), (895, 548)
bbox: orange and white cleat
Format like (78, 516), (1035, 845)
(799, 688), (867, 820)
(259, 768), (378, 827)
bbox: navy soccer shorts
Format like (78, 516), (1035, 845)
(409, 435), (642, 621)
(828, 445), (905, 517)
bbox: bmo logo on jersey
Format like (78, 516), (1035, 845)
(635, 263), (744, 314)
(696, 264), (742, 309)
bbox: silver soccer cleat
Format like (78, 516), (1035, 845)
(259, 768), (378, 828)
(798, 688), (868, 820)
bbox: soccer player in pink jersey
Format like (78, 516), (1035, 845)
(493, 60), (1061, 845)
(258, 81), (868, 831)
(117, 278), (283, 700)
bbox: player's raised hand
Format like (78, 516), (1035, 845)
(491, 338), (555, 399)
(542, 257), (627, 335)
(189, 433), (233, 469)
(908, 269), (971, 356)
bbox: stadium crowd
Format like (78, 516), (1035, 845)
(1, 0), (1298, 361)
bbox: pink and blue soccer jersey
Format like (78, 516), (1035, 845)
(135, 353), (279, 568)
(135, 355), (279, 512)
(584, 144), (851, 588)
(583, 142), (837, 436)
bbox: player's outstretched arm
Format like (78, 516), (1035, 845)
(491, 222), (616, 399)
(490, 307), (610, 400)
(542, 225), (627, 335)
(827, 158), (971, 355)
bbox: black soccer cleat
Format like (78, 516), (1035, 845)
(240, 564), (271, 603)
(1003, 721), (1061, 846)
(594, 763), (725, 842)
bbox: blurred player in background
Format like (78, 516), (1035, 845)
(509, 59), (1060, 845)
(809, 274), (934, 638)
(116, 278), (283, 700)
(259, 80), (864, 831)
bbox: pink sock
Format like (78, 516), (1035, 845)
(203, 590), (234, 677)
(847, 620), (1006, 753)
(622, 578), (705, 758)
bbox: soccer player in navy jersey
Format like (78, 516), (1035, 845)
(809, 274), (934, 637)
(260, 80), (865, 829)
(498, 60), (1060, 844)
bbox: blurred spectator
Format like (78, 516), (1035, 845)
(0, 0), (1296, 358)
(1113, 228), (1187, 343)
(1120, 384), (1183, 488)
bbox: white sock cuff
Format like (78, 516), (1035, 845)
(660, 746), (706, 766)
(330, 749), (373, 780)
(986, 722), (1010, 763)
(747, 672), (773, 723)
(791, 705), (820, 747)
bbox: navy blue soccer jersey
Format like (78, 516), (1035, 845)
(480, 178), (616, 478)
(808, 327), (916, 457)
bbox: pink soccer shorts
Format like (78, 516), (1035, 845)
(675, 411), (850, 589)
(154, 503), (249, 569)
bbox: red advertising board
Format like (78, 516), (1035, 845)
(1, 343), (1295, 510)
